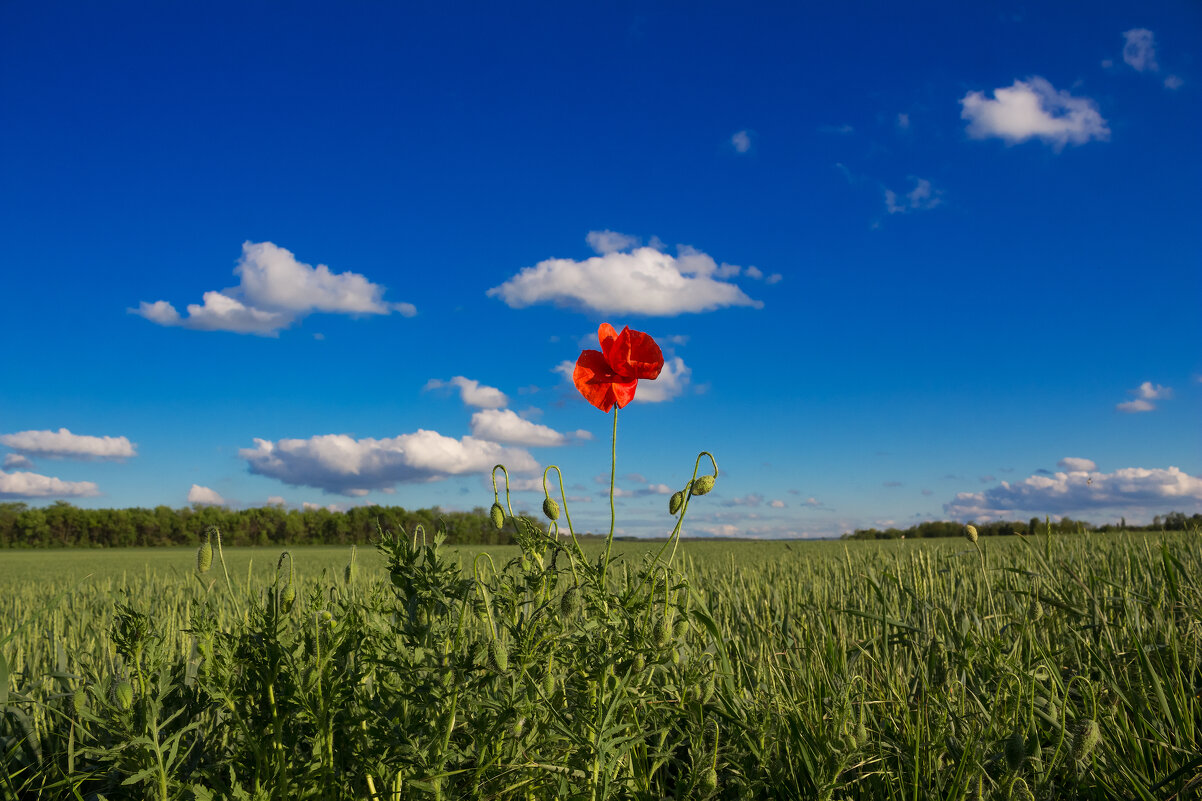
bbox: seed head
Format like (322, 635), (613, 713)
(669, 491), (684, 515)
(72, 688), (87, 717)
(692, 475), (716, 496)
(1071, 718), (1100, 762)
(965, 524), (978, 543)
(542, 496), (560, 521)
(489, 502), (505, 530)
(196, 539), (213, 574)
(344, 561), (358, 584)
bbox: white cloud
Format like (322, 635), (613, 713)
(240, 431), (539, 495)
(944, 465), (1202, 520)
(1135, 381), (1172, 400)
(1117, 399), (1155, 413)
(0, 470), (100, 499)
(731, 130), (752, 153)
(1164, 75), (1184, 90)
(488, 240), (762, 316)
(1122, 29), (1159, 72)
(770, 499), (786, 508)
(884, 177), (942, 214)
(470, 409), (571, 446)
(632, 356), (691, 403)
(960, 77), (1109, 149)
(424, 376), (509, 409)
(1116, 381), (1172, 412)
(897, 113), (911, 130)
(1058, 457), (1097, 472)
(2, 454), (34, 470)
(586, 230), (641, 255)
(132, 241), (413, 336)
(266, 496), (287, 506)
(188, 484), (226, 506)
(0, 428), (136, 460)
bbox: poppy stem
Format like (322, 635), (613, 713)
(601, 406), (618, 582)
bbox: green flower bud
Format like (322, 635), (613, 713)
(673, 618), (690, 639)
(489, 639), (509, 673)
(669, 491), (684, 515)
(1005, 730), (1026, 771)
(489, 502), (505, 530)
(112, 679), (133, 711)
(542, 496), (560, 521)
(280, 583), (296, 613)
(1071, 718), (1100, 762)
(560, 586), (580, 618)
(964, 524), (978, 543)
(196, 540), (213, 574)
(632, 653), (646, 673)
(692, 475), (715, 496)
(653, 617), (672, 649)
(72, 688), (87, 717)
(698, 767), (718, 794)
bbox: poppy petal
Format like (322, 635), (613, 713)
(611, 327), (664, 380)
(597, 323), (618, 360)
(573, 350), (620, 412)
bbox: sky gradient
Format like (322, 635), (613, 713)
(1, 1), (1199, 538)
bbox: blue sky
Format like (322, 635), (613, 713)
(1, 1), (1199, 537)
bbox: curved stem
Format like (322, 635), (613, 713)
(601, 407), (618, 583)
(544, 465), (586, 563)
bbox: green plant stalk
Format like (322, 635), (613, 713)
(601, 407), (618, 583)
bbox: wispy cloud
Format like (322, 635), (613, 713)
(960, 77), (1109, 149)
(423, 376), (509, 409)
(489, 235), (762, 316)
(1122, 29), (1159, 72)
(730, 130), (752, 153)
(241, 431), (539, 495)
(1058, 457), (1097, 472)
(0, 470), (100, 499)
(132, 241), (415, 336)
(884, 177), (942, 214)
(0, 428), (136, 460)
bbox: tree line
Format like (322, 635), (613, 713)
(842, 511), (1202, 540)
(0, 501), (532, 548)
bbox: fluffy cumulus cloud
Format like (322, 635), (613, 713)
(0, 470), (100, 499)
(488, 235), (762, 316)
(188, 484), (226, 506)
(884, 178), (942, 214)
(586, 230), (642, 255)
(960, 77), (1109, 149)
(424, 376), (509, 409)
(240, 431), (539, 495)
(0, 428), (136, 460)
(469, 409), (582, 447)
(944, 464), (1202, 521)
(1122, 29), (1158, 72)
(1117, 381), (1172, 413)
(132, 241), (415, 336)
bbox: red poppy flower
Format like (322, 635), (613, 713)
(572, 323), (665, 412)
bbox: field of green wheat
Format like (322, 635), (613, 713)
(2, 526), (1200, 800)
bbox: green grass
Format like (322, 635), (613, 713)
(2, 529), (1200, 800)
